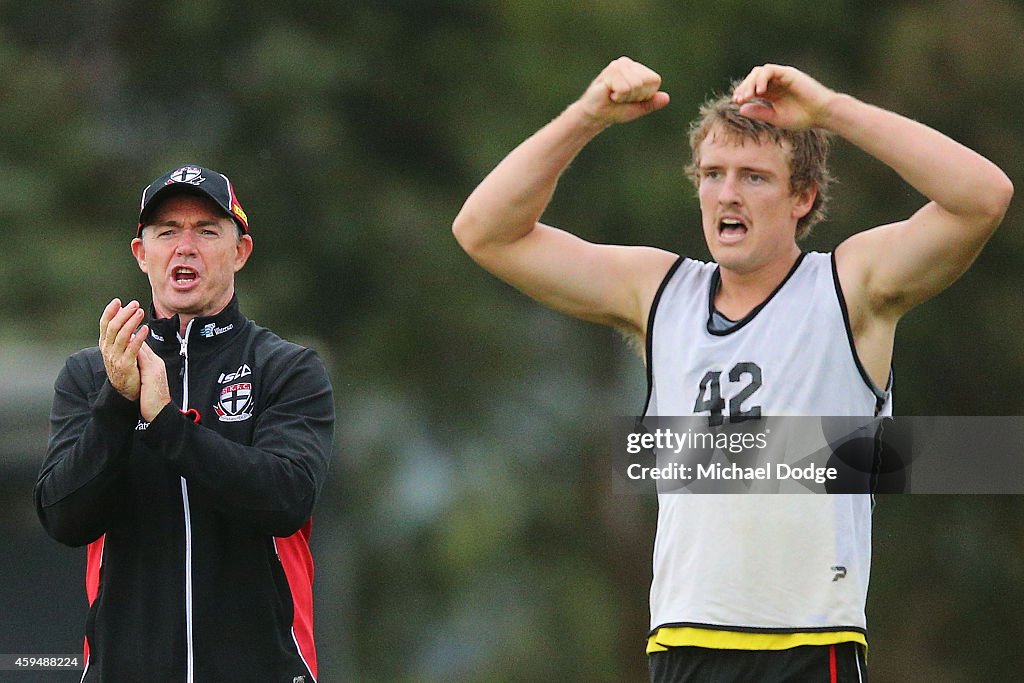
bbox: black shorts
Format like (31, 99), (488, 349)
(649, 642), (867, 683)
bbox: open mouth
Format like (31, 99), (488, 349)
(172, 266), (199, 285)
(718, 217), (748, 242)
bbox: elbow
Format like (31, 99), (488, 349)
(33, 482), (106, 548)
(36, 505), (96, 548)
(960, 172), (1014, 240)
(452, 203), (503, 259)
(451, 210), (480, 255)
(264, 474), (318, 537)
(266, 502), (314, 538)
(982, 172), (1014, 226)
(996, 173), (1014, 217)
(453, 208), (527, 263)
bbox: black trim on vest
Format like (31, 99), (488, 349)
(829, 253), (891, 414)
(648, 620), (868, 639)
(641, 256), (686, 420)
(705, 252), (808, 336)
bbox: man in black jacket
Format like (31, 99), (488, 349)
(35, 165), (335, 682)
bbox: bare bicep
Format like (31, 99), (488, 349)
(466, 223), (677, 332)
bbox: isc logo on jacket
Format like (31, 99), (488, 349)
(218, 363), (252, 383)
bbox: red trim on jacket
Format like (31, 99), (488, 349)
(275, 519), (317, 679)
(84, 535), (105, 662)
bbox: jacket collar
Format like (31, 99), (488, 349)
(146, 295), (246, 354)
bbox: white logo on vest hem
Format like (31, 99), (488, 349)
(214, 382), (253, 422)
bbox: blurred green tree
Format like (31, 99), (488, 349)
(1, 2), (1021, 681)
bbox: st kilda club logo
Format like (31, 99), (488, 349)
(168, 166), (205, 186)
(215, 383), (254, 422)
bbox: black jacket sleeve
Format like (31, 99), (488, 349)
(141, 347), (335, 537)
(34, 350), (139, 547)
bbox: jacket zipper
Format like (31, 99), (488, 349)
(178, 320), (195, 683)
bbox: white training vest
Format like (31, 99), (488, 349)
(643, 251), (891, 636)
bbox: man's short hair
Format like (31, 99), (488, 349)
(686, 90), (833, 240)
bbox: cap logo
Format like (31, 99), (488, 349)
(167, 166), (206, 186)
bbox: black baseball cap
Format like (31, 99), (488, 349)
(137, 165), (249, 236)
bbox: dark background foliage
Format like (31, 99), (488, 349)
(2, 2), (1022, 680)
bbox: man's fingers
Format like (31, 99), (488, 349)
(646, 91), (671, 113)
(580, 57), (668, 125)
(113, 308), (145, 353)
(104, 300), (141, 345)
(137, 344), (172, 422)
(606, 73), (630, 102)
(137, 342), (151, 369)
(604, 57), (662, 104)
(738, 101), (775, 122)
(127, 324), (150, 355)
(733, 68), (766, 103)
(107, 301), (138, 340)
(99, 298), (122, 343)
(734, 64), (795, 104)
(137, 336), (161, 363)
(755, 66), (773, 97)
(138, 339), (167, 389)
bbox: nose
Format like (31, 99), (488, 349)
(174, 229), (197, 255)
(718, 173), (742, 205)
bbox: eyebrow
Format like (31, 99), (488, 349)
(150, 218), (227, 228)
(698, 163), (777, 176)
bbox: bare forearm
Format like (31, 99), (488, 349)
(453, 102), (607, 252)
(822, 94), (1013, 221)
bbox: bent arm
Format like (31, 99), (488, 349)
(35, 353), (138, 547)
(141, 349), (335, 537)
(453, 58), (677, 334)
(826, 94), (1013, 316)
(732, 64), (1013, 318)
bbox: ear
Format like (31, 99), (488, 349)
(791, 185), (817, 221)
(131, 236), (148, 273)
(234, 234), (254, 273)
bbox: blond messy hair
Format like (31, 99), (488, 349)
(686, 89), (833, 240)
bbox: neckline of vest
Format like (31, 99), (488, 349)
(705, 252), (808, 337)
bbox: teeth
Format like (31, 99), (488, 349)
(722, 218), (742, 225)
